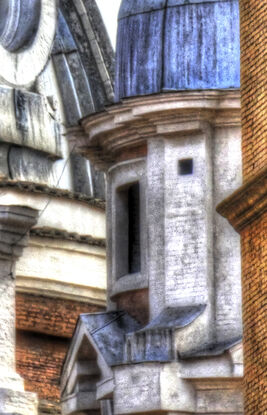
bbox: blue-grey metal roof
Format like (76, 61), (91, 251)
(119, 0), (235, 19)
(115, 0), (240, 100)
(119, 0), (166, 19)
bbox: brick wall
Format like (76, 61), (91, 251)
(16, 293), (103, 338)
(16, 330), (67, 404)
(240, 0), (267, 181)
(16, 293), (104, 413)
(239, 1), (267, 413)
(116, 289), (149, 325)
(218, 3), (267, 413)
(241, 212), (267, 414)
(117, 144), (147, 163)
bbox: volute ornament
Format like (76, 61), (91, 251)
(0, 0), (57, 87)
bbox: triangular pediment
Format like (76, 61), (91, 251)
(61, 311), (140, 414)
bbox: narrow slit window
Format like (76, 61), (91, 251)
(128, 183), (141, 274)
(116, 182), (141, 279)
(179, 158), (193, 175)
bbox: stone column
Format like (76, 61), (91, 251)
(0, 205), (39, 415)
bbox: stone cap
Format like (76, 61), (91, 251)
(180, 336), (242, 359)
(138, 305), (206, 332)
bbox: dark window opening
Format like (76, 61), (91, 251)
(179, 158), (193, 175)
(128, 183), (141, 274)
(116, 182), (141, 279)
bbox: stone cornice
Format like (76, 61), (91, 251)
(67, 90), (241, 170)
(217, 167), (267, 233)
(30, 227), (106, 247)
(0, 179), (105, 210)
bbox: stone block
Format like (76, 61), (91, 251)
(0, 87), (61, 158)
(0, 387), (38, 415)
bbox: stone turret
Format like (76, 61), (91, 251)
(61, 1), (244, 414)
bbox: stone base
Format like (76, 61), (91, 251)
(0, 374), (38, 415)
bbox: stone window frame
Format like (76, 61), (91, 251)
(107, 158), (148, 298)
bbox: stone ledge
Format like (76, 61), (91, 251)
(216, 166), (267, 232)
(16, 276), (106, 306)
(30, 227), (106, 247)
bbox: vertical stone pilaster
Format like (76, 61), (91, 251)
(147, 138), (166, 319)
(0, 205), (39, 415)
(0, 260), (16, 375)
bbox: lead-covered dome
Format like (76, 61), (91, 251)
(115, 0), (240, 101)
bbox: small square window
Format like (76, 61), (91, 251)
(179, 159), (193, 175)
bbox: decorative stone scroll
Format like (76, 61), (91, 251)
(0, 0), (57, 87)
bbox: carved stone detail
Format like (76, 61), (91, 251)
(0, 0), (57, 87)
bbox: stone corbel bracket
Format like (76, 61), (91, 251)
(217, 166), (267, 232)
(0, 205), (39, 261)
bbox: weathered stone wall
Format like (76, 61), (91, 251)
(0, 205), (39, 415)
(213, 126), (243, 342)
(164, 134), (213, 309)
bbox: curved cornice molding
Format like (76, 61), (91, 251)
(67, 90), (241, 170)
